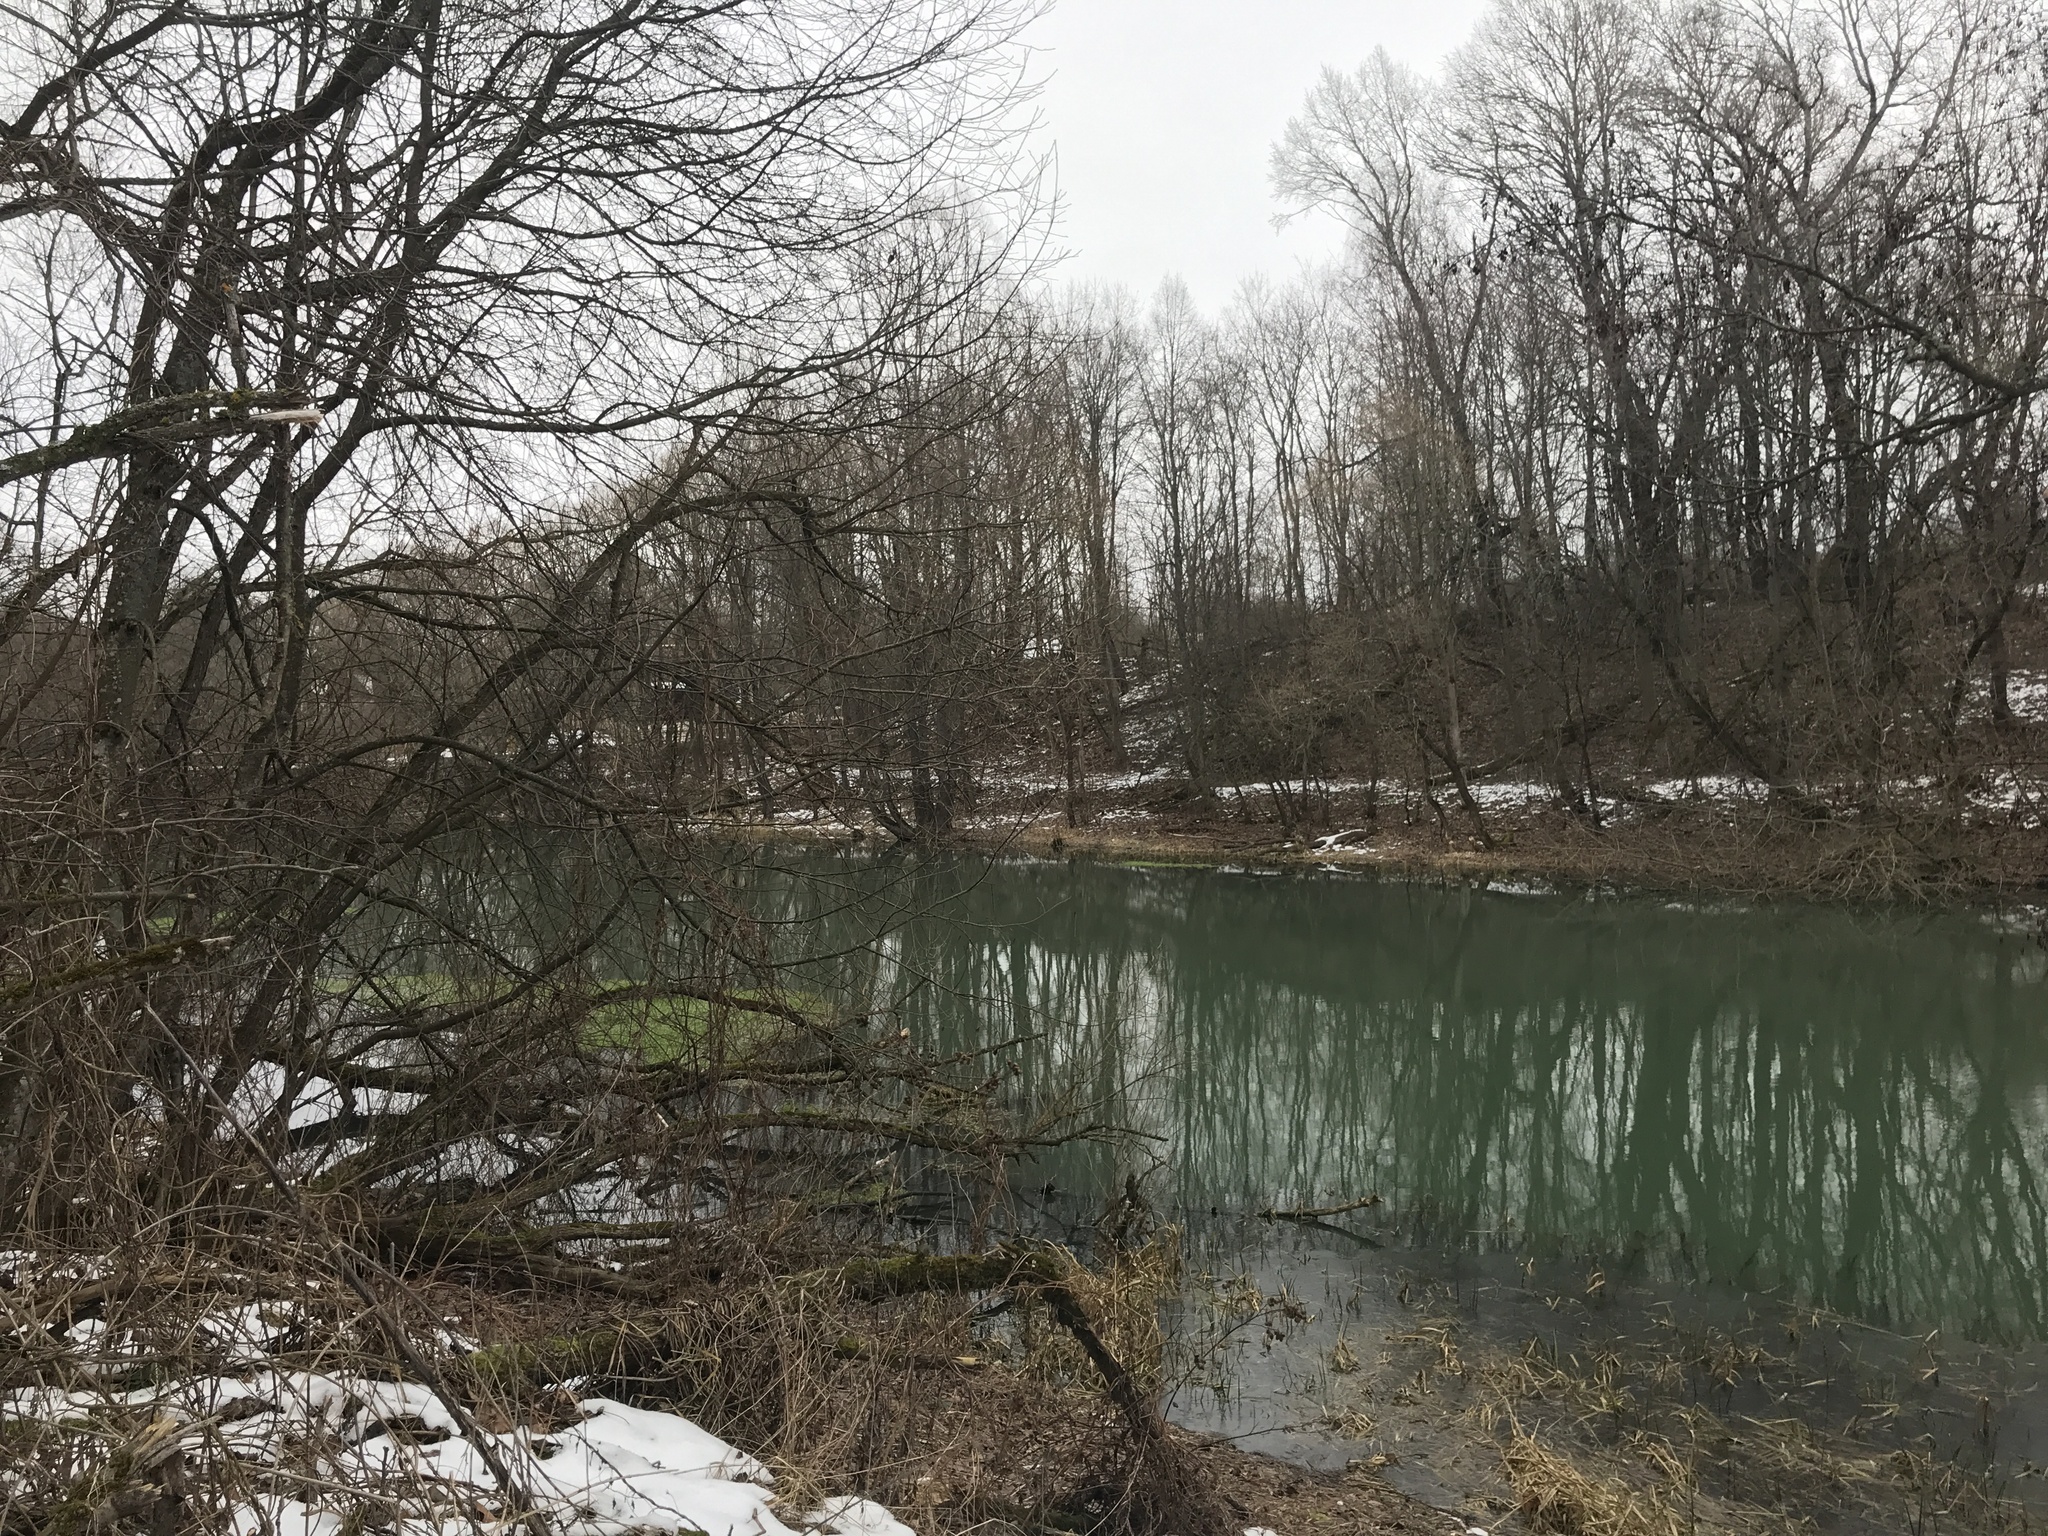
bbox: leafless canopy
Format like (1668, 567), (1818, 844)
(0, 0), (1044, 1237)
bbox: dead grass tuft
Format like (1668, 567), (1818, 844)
(1503, 1427), (1686, 1536)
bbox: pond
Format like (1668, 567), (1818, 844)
(736, 847), (2048, 1519)
(756, 851), (2048, 1332)
(361, 840), (2048, 1520)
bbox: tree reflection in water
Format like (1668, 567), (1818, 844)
(744, 852), (2048, 1343)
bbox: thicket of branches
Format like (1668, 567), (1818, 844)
(0, 0), (1071, 1254)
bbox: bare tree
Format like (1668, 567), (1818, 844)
(0, 0), (1043, 1235)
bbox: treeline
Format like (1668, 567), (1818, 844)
(588, 0), (2048, 841)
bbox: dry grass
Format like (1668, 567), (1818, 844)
(1501, 1427), (1687, 1536)
(1339, 1302), (2040, 1536)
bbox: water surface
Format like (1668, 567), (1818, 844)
(767, 852), (2048, 1343)
(381, 843), (2048, 1518)
(751, 852), (2048, 1521)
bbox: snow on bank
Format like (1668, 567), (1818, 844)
(7, 1363), (862, 1536)
(2, 1277), (1277, 1536)
(0, 1266), (911, 1536)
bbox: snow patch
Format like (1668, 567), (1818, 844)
(3, 1303), (907, 1536)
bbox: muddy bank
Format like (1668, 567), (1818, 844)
(920, 788), (2048, 902)
(699, 765), (2048, 900)
(1169, 1234), (2046, 1536)
(1186, 1440), (1449, 1536)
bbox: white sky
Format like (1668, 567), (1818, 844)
(1019, 0), (1492, 312)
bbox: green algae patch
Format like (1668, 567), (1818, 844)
(579, 984), (820, 1063)
(315, 969), (828, 1064)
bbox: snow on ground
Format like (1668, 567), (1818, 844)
(0, 1261), (906, 1536)
(1, 1270), (1277, 1536)
(1640, 773), (1766, 802)
(6, 1364), (819, 1536)
(2006, 670), (2048, 723)
(1459, 780), (1551, 812)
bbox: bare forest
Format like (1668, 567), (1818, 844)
(541, 0), (2048, 884)
(0, 0), (2045, 1533)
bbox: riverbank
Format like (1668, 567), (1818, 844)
(959, 805), (2048, 902)
(0, 1243), (1449, 1536)
(49, 1227), (2006, 1536)
(717, 776), (2048, 902)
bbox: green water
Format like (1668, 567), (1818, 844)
(353, 839), (2048, 1340)
(749, 851), (2048, 1343)
(347, 843), (2048, 1511)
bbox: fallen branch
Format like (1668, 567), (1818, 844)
(1255, 1194), (1382, 1222)
(828, 1248), (1228, 1536)
(0, 934), (234, 1009)
(461, 1316), (710, 1397)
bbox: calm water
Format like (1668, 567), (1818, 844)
(740, 851), (2048, 1517)
(749, 850), (2048, 1343)
(372, 842), (2048, 1513)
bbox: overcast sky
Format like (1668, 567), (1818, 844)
(1018, 0), (1490, 312)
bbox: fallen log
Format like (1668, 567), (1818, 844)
(460, 1314), (713, 1397)
(1254, 1193), (1382, 1222)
